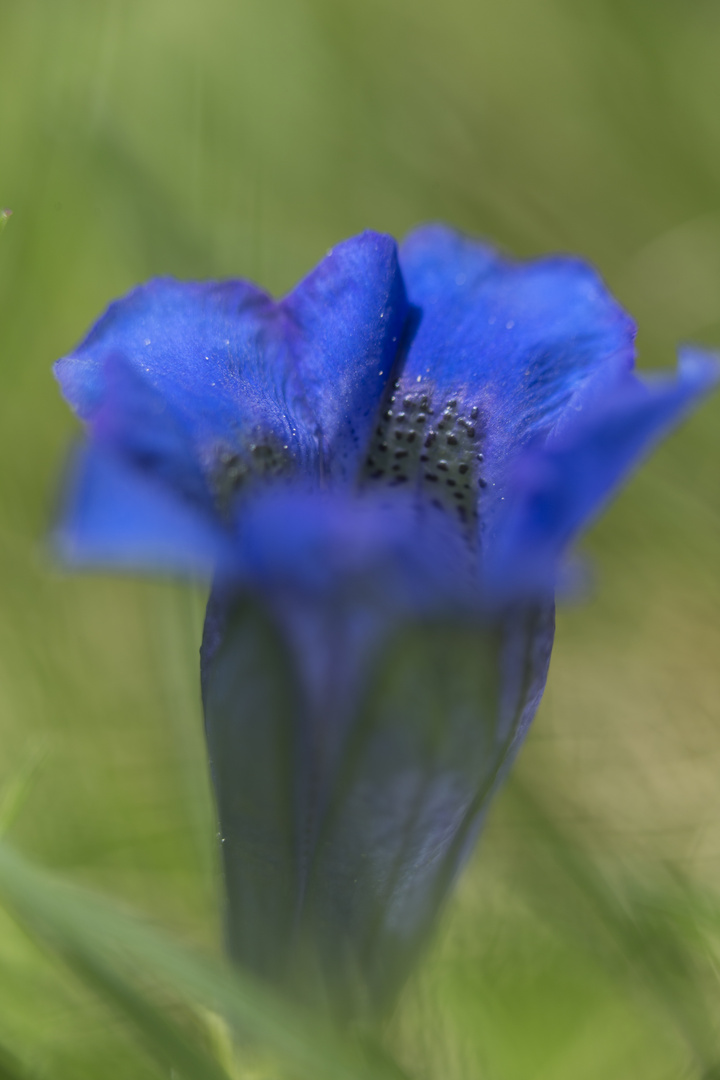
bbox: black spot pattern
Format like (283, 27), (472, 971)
(361, 379), (486, 535)
(210, 435), (293, 513)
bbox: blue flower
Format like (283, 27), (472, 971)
(54, 226), (717, 1021)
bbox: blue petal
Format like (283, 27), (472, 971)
(230, 488), (475, 606)
(86, 355), (214, 509)
(55, 443), (232, 577)
(54, 276), (320, 481)
(282, 231), (408, 481)
(55, 231), (406, 493)
(485, 347), (720, 599)
(398, 224), (636, 524)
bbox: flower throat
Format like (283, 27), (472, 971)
(361, 377), (486, 537)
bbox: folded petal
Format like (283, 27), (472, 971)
(485, 347), (720, 599)
(281, 231), (408, 481)
(54, 444), (231, 577)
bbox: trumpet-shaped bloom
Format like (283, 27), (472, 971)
(54, 226), (717, 1020)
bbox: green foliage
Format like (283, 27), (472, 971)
(0, 0), (719, 1076)
(0, 841), (410, 1079)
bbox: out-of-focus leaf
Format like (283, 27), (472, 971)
(0, 747), (47, 837)
(0, 842), (410, 1080)
(0, 1040), (32, 1080)
(507, 780), (720, 1069)
(56, 943), (233, 1080)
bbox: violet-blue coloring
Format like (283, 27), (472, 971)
(53, 226), (718, 1021)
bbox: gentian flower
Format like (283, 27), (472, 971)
(53, 226), (717, 1023)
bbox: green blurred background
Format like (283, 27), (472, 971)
(1, 0), (720, 1076)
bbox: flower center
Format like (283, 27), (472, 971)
(361, 380), (486, 534)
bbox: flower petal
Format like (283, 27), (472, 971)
(282, 230), (408, 481)
(54, 443), (231, 577)
(397, 224), (636, 523)
(87, 354), (215, 509)
(55, 232), (407, 496)
(54, 276), (320, 480)
(229, 487), (475, 605)
(486, 347), (720, 599)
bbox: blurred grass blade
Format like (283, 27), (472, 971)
(509, 780), (720, 1069)
(0, 1041), (32, 1080)
(0, 747), (47, 837)
(58, 942), (234, 1080)
(198, 1009), (244, 1080)
(0, 842), (410, 1080)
